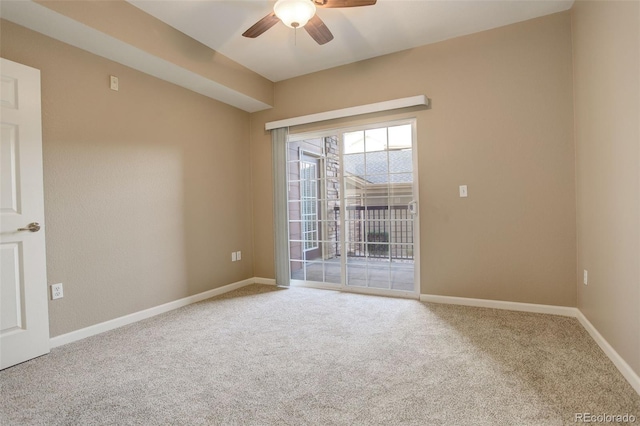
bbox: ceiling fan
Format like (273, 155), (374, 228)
(242, 0), (377, 45)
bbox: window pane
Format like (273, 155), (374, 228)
(305, 262), (324, 282)
(343, 131), (364, 154)
(347, 264), (367, 287)
(364, 197), (389, 207)
(367, 266), (390, 289)
(365, 151), (388, 176)
(301, 161), (319, 251)
(343, 153), (365, 178)
(289, 242), (304, 261)
(365, 128), (387, 152)
(389, 173), (412, 184)
(388, 124), (412, 149)
(389, 149), (412, 173)
(290, 260), (305, 280)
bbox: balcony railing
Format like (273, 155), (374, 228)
(334, 205), (414, 260)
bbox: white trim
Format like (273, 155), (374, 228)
(343, 285), (419, 300)
(288, 118), (417, 143)
(254, 277), (277, 286)
(575, 310), (640, 395)
(409, 119), (421, 296)
(290, 279), (341, 291)
(420, 293), (640, 396)
(50, 277), (272, 348)
(420, 294), (578, 317)
(292, 280), (419, 300)
(265, 95), (429, 130)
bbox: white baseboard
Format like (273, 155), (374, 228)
(50, 277), (271, 348)
(420, 294), (578, 317)
(575, 310), (640, 395)
(420, 293), (640, 396)
(253, 277), (277, 286)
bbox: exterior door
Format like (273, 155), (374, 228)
(287, 120), (419, 297)
(287, 140), (336, 284)
(0, 58), (50, 369)
(342, 122), (418, 293)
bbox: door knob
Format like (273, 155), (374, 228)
(17, 222), (41, 232)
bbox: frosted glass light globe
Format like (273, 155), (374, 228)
(274, 0), (316, 28)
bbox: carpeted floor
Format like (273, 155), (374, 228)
(1, 284), (639, 425)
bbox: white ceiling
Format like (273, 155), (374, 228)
(129, 0), (574, 82)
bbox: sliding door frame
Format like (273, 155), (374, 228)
(286, 118), (420, 299)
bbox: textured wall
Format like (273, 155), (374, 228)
(572, 0), (640, 375)
(34, 0), (274, 107)
(1, 20), (254, 337)
(251, 12), (577, 307)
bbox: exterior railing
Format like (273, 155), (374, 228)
(333, 205), (414, 260)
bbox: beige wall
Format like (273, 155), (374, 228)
(35, 0), (274, 107)
(572, 0), (640, 375)
(1, 20), (254, 337)
(251, 11), (577, 306)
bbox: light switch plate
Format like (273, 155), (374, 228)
(459, 185), (468, 198)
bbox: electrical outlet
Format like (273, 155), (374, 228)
(236, 251), (242, 261)
(110, 75), (119, 91)
(583, 270), (588, 285)
(51, 283), (63, 300)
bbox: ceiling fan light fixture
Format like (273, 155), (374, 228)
(274, 0), (316, 28)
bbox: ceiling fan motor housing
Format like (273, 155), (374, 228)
(274, 0), (317, 28)
(242, 0), (376, 44)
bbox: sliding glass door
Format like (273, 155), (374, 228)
(287, 120), (419, 296)
(287, 136), (341, 285)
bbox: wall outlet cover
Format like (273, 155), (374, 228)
(51, 283), (64, 300)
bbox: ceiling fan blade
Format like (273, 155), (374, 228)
(304, 14), (334, 45)
(242, 13), (280, 38)
(314, 0), (376, 8)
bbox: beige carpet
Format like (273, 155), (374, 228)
(1, 284), (639, 425)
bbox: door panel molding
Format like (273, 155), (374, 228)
(0, 58), (50, 369)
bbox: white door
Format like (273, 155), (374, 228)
(0, 58), (49, 369)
